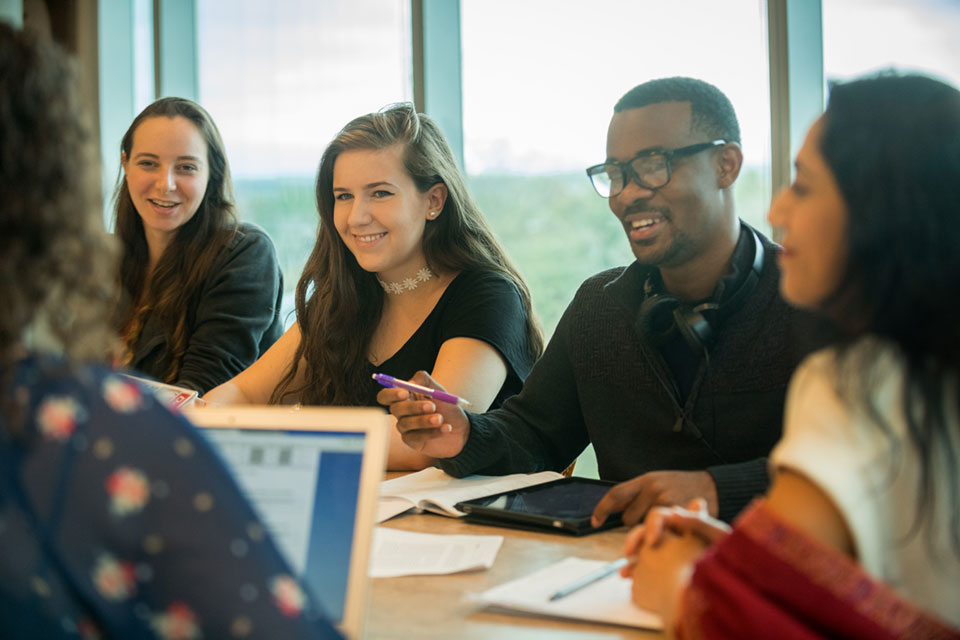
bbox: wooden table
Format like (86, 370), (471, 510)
(364, 511), (664, 639)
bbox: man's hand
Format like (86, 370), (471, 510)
(376, 371), (470, 459)
(591, 470), (719, 527)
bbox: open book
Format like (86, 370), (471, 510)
(122, 374), (199, 410)
(476, 556), (662, 630)
(377, 467), (563, 522)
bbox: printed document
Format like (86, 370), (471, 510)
(369, 527), (503, 578)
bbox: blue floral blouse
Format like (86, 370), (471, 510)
(0, 356), (342, 639)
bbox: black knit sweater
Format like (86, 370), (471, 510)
(438, 227), (822, 522)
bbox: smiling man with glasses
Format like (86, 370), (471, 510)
(380, 77), (822, 527)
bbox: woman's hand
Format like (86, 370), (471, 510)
(619, 498), (731, 624)
(622, 498), (731, 565)
(629, 529), (707, 616)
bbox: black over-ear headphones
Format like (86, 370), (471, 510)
(637, 227), (764, 355)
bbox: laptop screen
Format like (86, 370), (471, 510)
(187, 407), (388, 639)
(200, 428), (363, 620)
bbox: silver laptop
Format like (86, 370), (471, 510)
(185, 406), (389, 639)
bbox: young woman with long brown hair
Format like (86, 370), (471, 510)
(114, 97), (284, 394)
(206, 103), (543, 469)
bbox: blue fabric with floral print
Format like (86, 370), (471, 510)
(0, 356), (342, 639)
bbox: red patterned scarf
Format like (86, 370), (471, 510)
(677, 500), (960, 639)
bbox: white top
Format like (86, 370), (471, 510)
(771, 340), (960, 627)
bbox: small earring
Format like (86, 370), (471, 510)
(428, 211), (437, 218)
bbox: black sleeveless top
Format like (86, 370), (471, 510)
(362, 270), (536, 408)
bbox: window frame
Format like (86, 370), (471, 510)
(99, 0), (826, 198)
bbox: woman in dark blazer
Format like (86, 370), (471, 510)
(113, 97), (283, 393)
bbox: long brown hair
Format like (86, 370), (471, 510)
(113, 97), (238, 383)
(273, 103), (543, 404)
(1, 24), (118, 426)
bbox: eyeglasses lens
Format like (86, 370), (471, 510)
(592, 166), (619, 198)
(630, 155), (669, 191)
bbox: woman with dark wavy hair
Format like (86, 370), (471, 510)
(114, 97), (283, 394)
(0, 23), (340, 639)
(206, 103), (543, 469)
(620, 73), (960, 637)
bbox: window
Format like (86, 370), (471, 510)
(823, 0), (960, 87)
(460, 0), (772, 335)
(195, 0), (412, 317)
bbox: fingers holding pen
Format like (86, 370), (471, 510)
(376, 386), (441, 424)
(376, 371), (470, 458)
(621, 495), (728, 580)
(636, 501), (731, 549)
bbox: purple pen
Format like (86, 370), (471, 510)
(372, 373), (471, 407)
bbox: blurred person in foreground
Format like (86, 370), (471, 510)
(0, 22), (340, 639)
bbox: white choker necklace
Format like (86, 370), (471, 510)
(377, 267), (435, 294)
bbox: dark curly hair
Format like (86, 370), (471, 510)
(820, 72), (960, 556)
(615, 76), (742, 144)
(0, 24), (117, 374)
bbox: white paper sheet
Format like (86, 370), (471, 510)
(476, 556), (663, 630)
(369, 527), (504, 578)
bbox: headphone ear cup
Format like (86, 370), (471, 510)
(638, 294), (681, 345)
(674, 306), (713, 354)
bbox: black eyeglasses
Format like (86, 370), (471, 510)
(586, 140), (727, 198)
